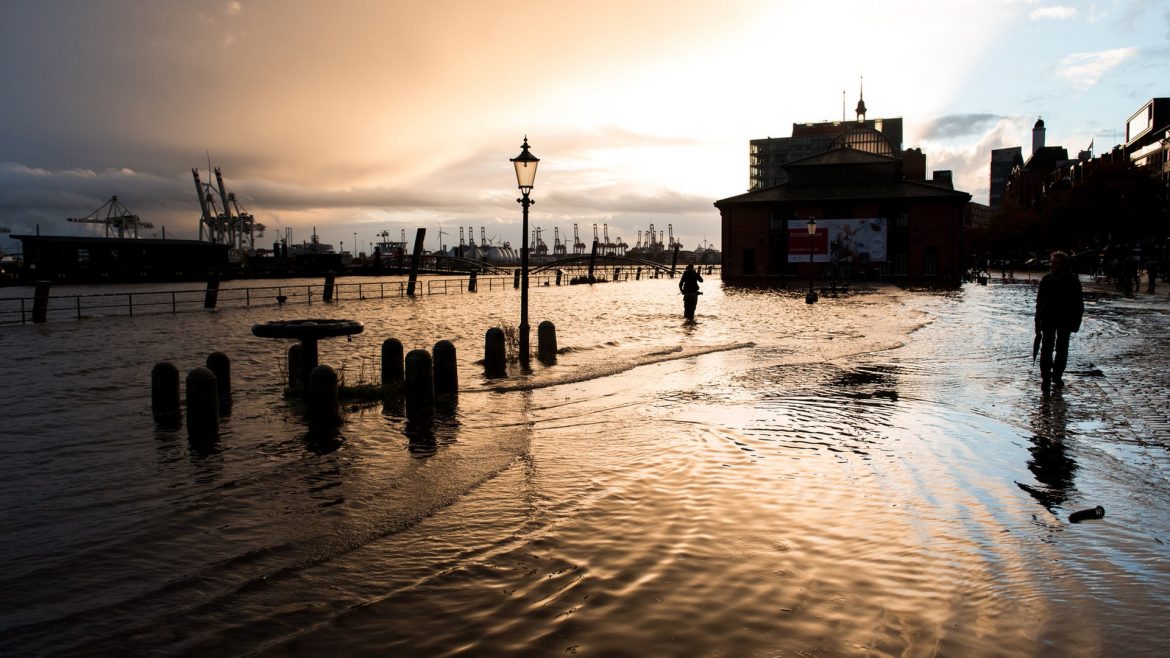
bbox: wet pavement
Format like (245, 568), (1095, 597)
(1074, 279), (1170, 481)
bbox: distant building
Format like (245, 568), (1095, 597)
(1003, 118), (1074, 210)
(1125, 98), (1170, 192)
(717, 139), (971, 287)
(749, 92), (903, 190)
(11, 234), (232, 283)
(989, 147), (1023, 209)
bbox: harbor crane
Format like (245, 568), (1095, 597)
(67, 196), (154, 239)
(553, 227), (567, 255)
(192, 167), (264, 253)
(572, 224), (586, 254)
(668, 223), (681, 250)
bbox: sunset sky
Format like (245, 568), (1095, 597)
(2, 0), (1167, 255)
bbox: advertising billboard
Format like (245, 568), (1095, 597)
(787, 218), (887, 264)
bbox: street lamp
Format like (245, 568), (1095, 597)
(511, 136), (540, 363)
(806, 218), (818, 304)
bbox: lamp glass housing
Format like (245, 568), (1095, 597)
(511, 138), (540, 193)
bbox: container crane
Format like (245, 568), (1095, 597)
(553, 227), (567, 255)
(573, 224), (586, 254)
(66, 196), (154, 239)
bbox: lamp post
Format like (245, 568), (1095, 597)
(806, 218), (818, 304)
(511, 136), (540, 364)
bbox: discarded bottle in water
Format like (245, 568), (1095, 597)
(1069, 505), (1105, 523)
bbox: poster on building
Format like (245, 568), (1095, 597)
(787, 218), (887, 264)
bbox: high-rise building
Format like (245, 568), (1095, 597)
(989, 147), (1023, 209)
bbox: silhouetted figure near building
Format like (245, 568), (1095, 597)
(679, 263), (703, 320)
(1035, 251), (1084, 391)
(1146, 259), (1158, 293)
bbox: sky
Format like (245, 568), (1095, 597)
(1, 0), (1167, 256)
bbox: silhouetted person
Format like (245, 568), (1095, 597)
(679, 263), (703, 319)
(1146, 259), (1158, 293)
(1035, 251), (1083, 391)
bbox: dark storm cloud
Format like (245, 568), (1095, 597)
(918, 114), (1003, 140)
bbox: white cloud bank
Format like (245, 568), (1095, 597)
(1029, 5), (1078, 20)
(1056, 47), (1138, 89)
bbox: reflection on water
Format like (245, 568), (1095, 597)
(1, 276), (1168, 656)
(1019, 393), (1078, 510)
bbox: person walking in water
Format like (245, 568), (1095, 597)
(679, 263), (704, 319)
(1035, 251), (1084, 391)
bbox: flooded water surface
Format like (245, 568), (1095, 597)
(1, 275), (1168, 656)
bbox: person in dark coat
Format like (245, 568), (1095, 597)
(1035, 251), (1084, 390)
(679, 263), (703, 319)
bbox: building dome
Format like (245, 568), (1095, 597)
(829, 126), (895, 157)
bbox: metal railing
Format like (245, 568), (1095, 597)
(0, 272), (592, 325)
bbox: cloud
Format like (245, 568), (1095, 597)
(1056, 47), (1138, 89)
(1029, 5), (1077, 20)
(917, 114), (1003, 140)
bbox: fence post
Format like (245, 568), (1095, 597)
(323, 274), (336, 302)
(382, 338), (404, 398)
(203, 274), (220, 309)
(433, 340), (458, 400)
(186, 367), (219, 441)
(151, 362), (181, 427)
(538, 321), (557, 363)
(484, 327), (506, 377)
(407, 227), (426, 296)
(404, 349), (434, 426)
(32, 281), (50, 323)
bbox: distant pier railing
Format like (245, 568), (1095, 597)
(0, 266), (719, 325)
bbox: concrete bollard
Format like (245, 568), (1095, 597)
(323, 273), (336, 302)
(538, 320), (557, 364)
(205, 351), (231, 415)
(433, 340), (458, 400)
(288, 344), (303, 395)
(186, 367), (219, 440)
(203, 275), (220, 309)
(32, 281), (50, 323)
(468, 270), (478, 292)
(405, 349), (434, 425)
(484, 327), (506, 377)
(382, 338), (404, 397)
(513, 269), (521, 289)
(151, 362), (181, 426)
(308, 364), (342, 428)
(556, 269), (563, 286)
